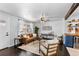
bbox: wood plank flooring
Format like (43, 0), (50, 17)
(0, 47), (39, 56)
(0, 45), (70, 56)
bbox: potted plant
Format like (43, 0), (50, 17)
(34, 26), (39, 36)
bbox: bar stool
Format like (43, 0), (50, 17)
(74, 36), (79, 48)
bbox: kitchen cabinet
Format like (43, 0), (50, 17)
(65, 36), (74, 48)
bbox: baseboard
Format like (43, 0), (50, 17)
(0, 47), (8, 51)
(13, 43), (22, 48)
(0, 44), (21, 51)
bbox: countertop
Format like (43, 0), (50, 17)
(65, 33), (79, 36)
(66, 47), (79, 56)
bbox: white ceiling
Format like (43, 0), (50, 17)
(0, 3), (72, 22)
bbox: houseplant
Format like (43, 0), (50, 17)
(34, 26), (39, 36)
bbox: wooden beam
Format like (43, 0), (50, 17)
(65, 3), (79, 20)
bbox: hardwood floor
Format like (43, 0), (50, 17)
(58, 45), (70, 56)
(0, 45), (70, 56)
(0, 47), (39, 56)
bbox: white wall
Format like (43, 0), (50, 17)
(0, 11), (19, 49)
(18, 20), (34, 35)
(33, 18), (65, 36)
(0, 11), (10, 49)
(9, 16), (19, 47)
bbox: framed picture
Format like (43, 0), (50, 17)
(42, 26), (52, 31)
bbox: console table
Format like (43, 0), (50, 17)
(14, 37), (21, 47)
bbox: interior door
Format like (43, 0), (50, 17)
(0, 17), (10, 49)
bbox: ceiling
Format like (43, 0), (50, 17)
(68, 6), (79, 19)
(0, 3), (72, 22)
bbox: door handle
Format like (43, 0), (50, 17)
(6, 32), (9, 36)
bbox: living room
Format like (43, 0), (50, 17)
(0, 3), (79, 56)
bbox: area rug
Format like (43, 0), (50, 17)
(18, 40), (42, 55)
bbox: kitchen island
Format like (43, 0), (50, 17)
(65, 33), (79, 48)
